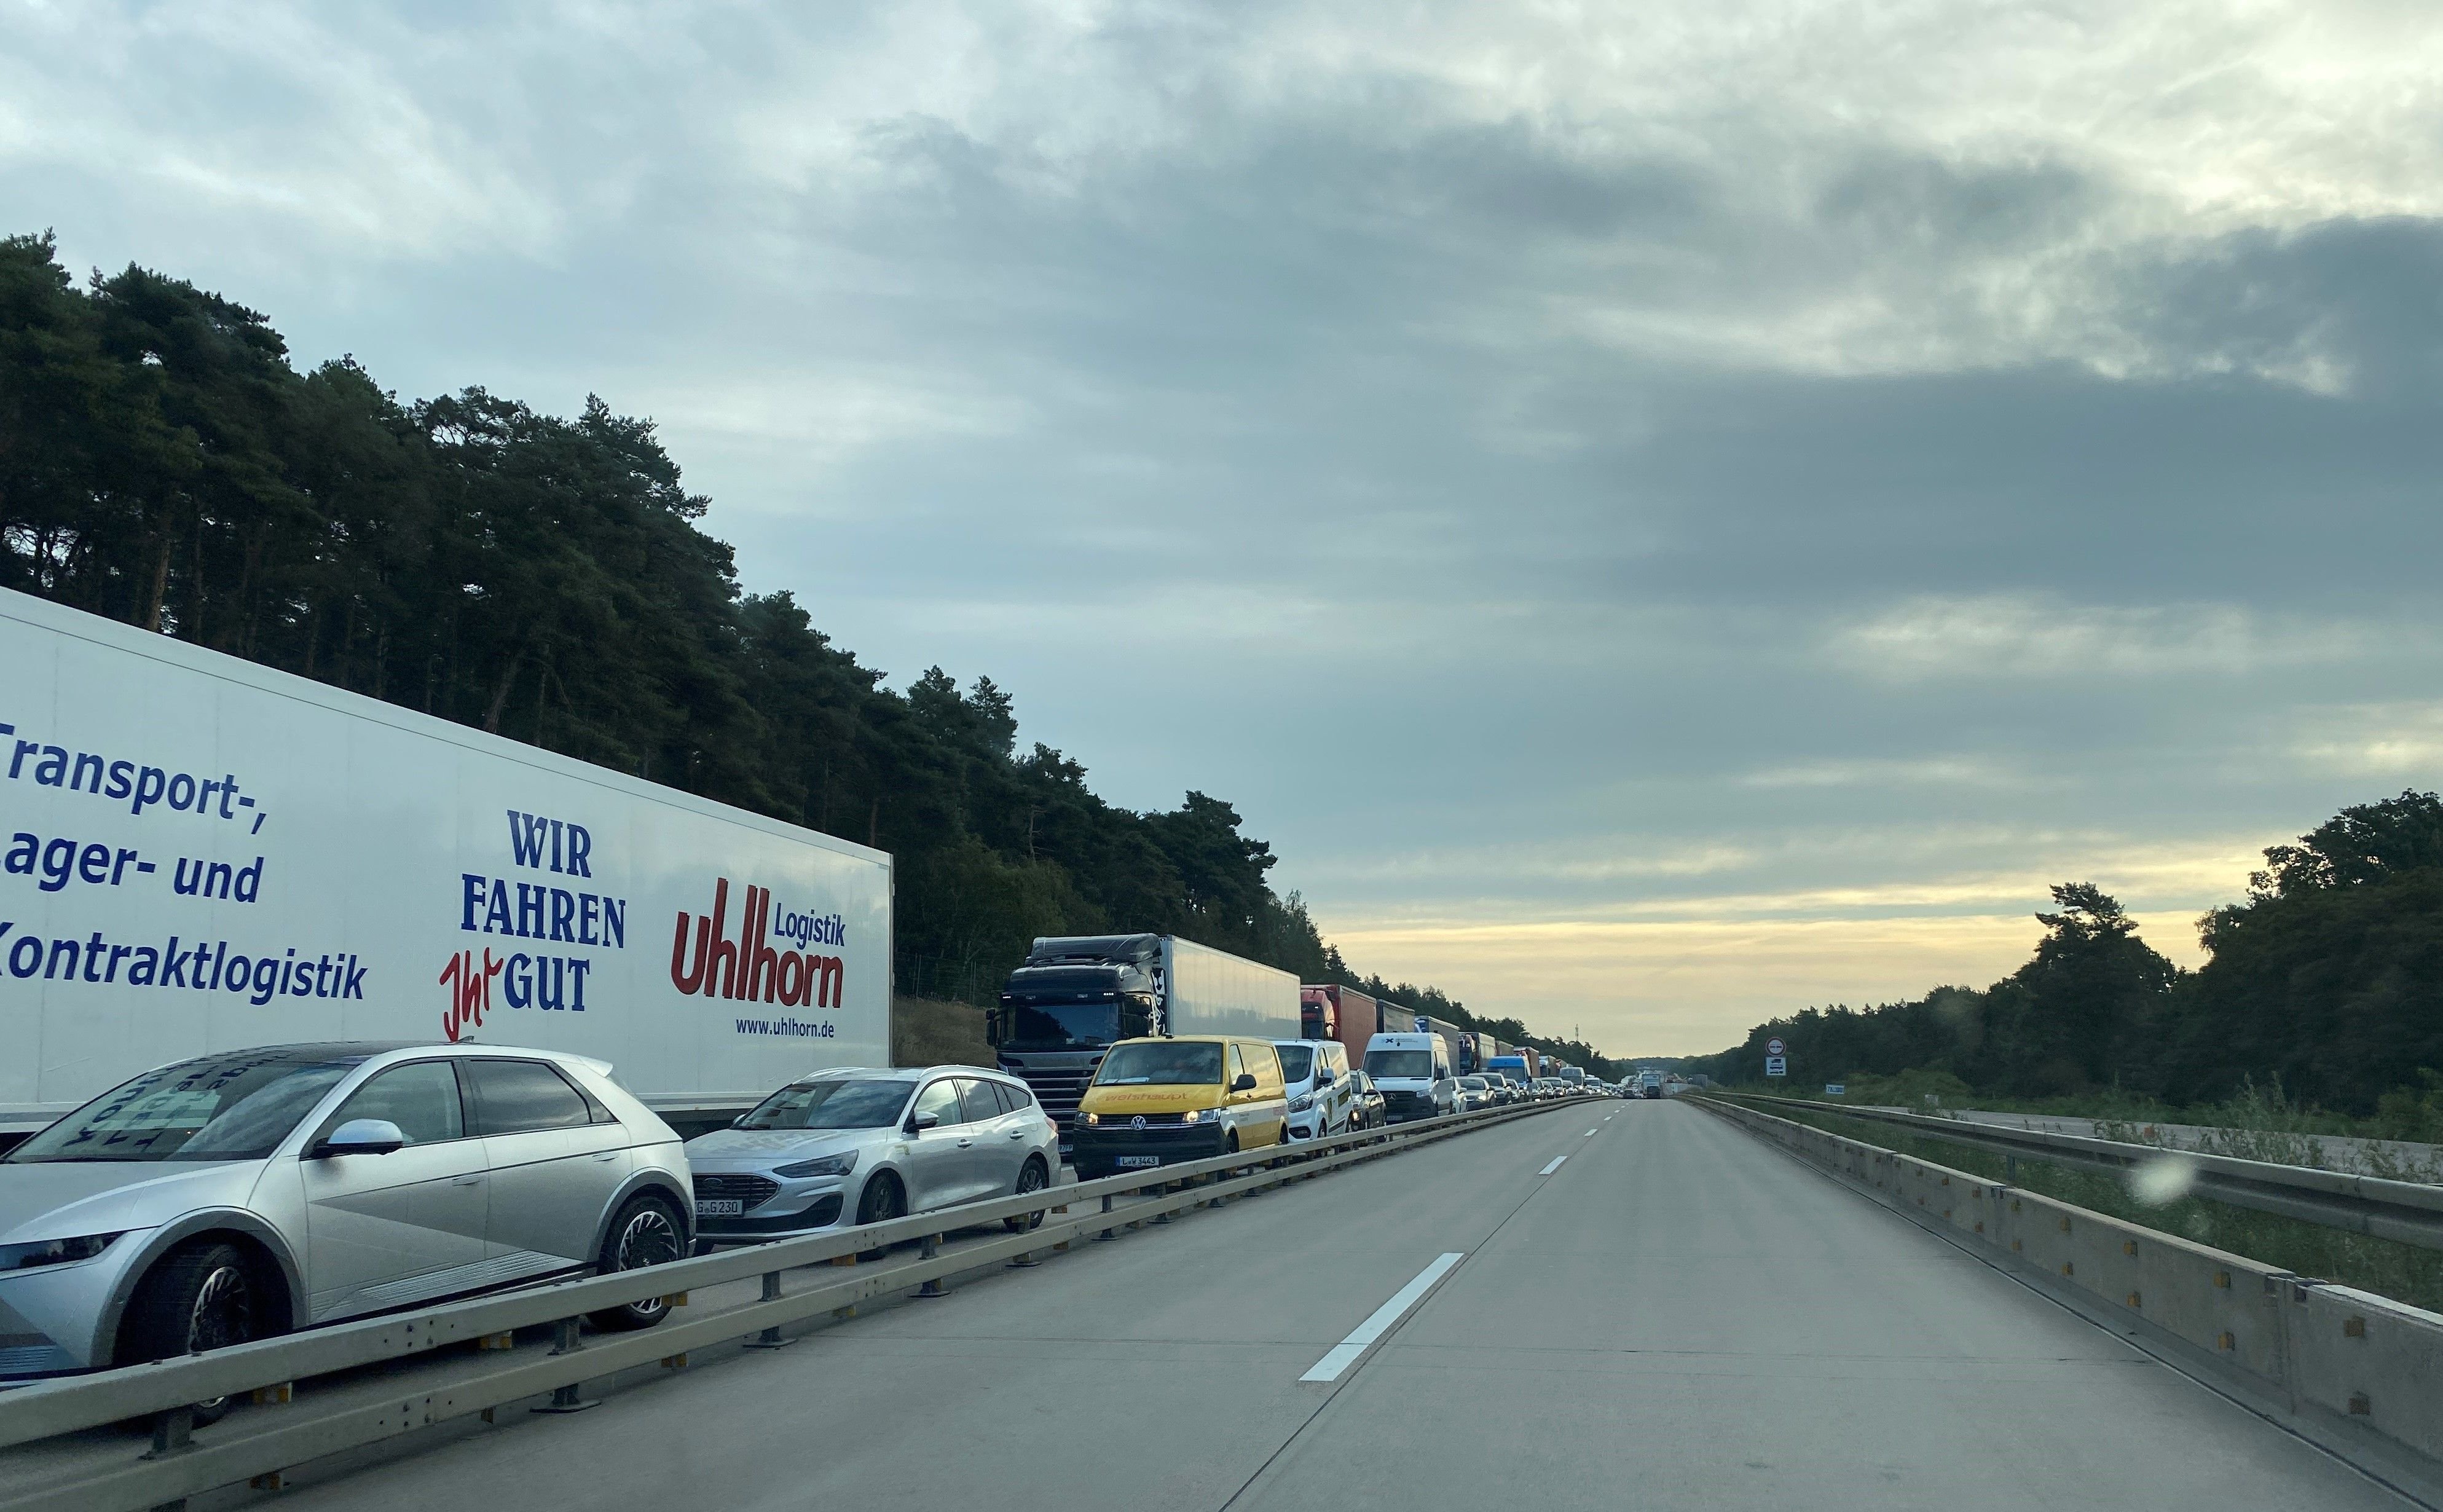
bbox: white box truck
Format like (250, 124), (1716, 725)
(989, 933), (1299, 1146)
(0, 588), (892, 1140)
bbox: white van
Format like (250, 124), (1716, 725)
(1363, 1032), (1455, 1122)
(1275, 1038), (1355, 1140)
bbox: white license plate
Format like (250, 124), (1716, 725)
(694, 1199), (744, 1217)
(1114, 1155), (1163, 1168)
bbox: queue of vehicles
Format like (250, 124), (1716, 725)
(0, 591), (1618, 1395)
(0, 1013), (1616, 1393)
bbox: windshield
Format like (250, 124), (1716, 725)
(1003, 1001), (1122, 1047)
(1276, 1045), (1315, 1082)
(7, 1052), (360, 1163)
(1095, 1041), (1224, 1086)
(738, 1079), (911, 1130)
(1366, 1049), (1434, 1079)
(1460, 1077), (1488, 1089)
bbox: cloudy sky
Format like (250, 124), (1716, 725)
(10, 1), (2442, 1054)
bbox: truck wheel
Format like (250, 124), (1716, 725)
(1005, 1158), (1050, 1234)
(588, 1192), (685, 1331)
(119, 1240), (263, 1427)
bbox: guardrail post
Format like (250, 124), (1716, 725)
(745, 1271), (797, 1345)
(532, 1318), (598, 1413)
(2005, 1153), (2019, 1183)
(1094, 1192), (1118, 1241)
(144, 1404), (193, 1465)
(915, 1235), (951, 1296)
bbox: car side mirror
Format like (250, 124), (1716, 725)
(908, 1113), (940, 1133)
(312, 1118), (406, 1158)
(1231, 1073), (1257, 1092)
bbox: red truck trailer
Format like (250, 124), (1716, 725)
(1302, 983), (1382, 1076)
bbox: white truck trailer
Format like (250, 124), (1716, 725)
(0, 588), (892, 1140)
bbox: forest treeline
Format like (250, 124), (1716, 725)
(0, 232), (1614, 1071)
(1683, 790), (2443, 1124)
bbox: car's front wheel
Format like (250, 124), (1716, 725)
(120, 1240), (265, 1426)
(588, 1192), (686, 1331)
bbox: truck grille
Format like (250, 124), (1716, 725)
(692, 1173), (780, 1210)
(1003, 1065), (1098, 1125)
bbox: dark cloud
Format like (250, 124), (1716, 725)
(2130, 215), (2443, 394)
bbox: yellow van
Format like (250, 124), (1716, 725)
(1071, 1036), (1289, 1179)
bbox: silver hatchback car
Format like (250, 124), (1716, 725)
(686, 1065), (1058, 1246)
(0, 1042), (693, 1398)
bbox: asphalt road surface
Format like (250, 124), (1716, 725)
(264, 1100), (2410, 1512)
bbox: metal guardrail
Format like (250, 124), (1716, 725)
(0, 1098), (1570, 1512)
(1701, 1092), (2443, 1250)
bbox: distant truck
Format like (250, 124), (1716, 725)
(0, 587), (893, 1143)
(1457, 1031), (1503, 1076)
(1405, 1013), (1469, 1068)
(1559, 1065), (1585, 1085)
(1310, 986), (1470, 1079)
(992, 934), (1299, 1149)
(1487, 1053), (1533, 1090)
(1302, 983), (1382, 1084)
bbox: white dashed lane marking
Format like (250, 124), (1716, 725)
(1299, 1252), (1467, 1382)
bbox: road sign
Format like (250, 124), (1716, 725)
(1765, 1056), (1788, 1077)
(1824, 1082), (1846, 1096)
(1766, 1038), (1786, 1057)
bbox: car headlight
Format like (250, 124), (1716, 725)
(1288, 1092), (1315, 1112)
(774, 1152), (858, 1179)
(1181, 1106), (1226, 1124)
(0, 1233), (124, 1272)
(1077, 1111), (1100, 1127)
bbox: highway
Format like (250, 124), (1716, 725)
(195, 1101), (2409, 1510)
